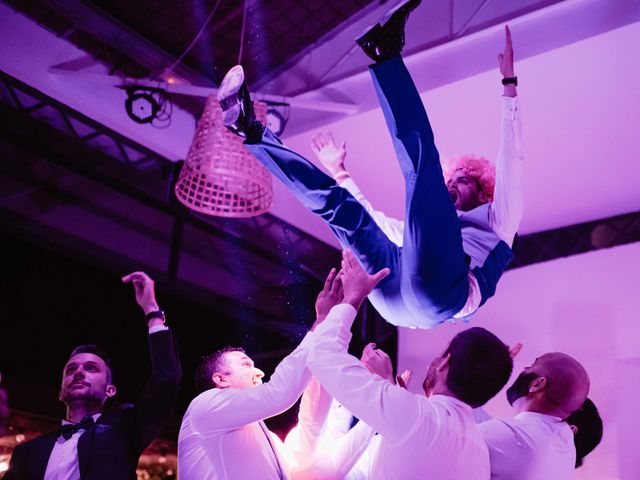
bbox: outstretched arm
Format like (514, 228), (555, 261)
(311, 131), (405, 246)
(309, 252), (429, 443)
(491, 25), (524, 246)
(189, 268), (343, 433)
(122, 271), (182, 451)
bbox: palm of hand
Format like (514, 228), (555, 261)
(315, 289), (342, 319)
(318, 144), (346, 167)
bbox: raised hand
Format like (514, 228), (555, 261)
(122, 271), (159, 315)
(498, 25), (517, 97)
(341, 249), (390, 311)
(361, 343), (394, 383)
(313, 267), (344, 329)
(396, 369), (413, 390)
(310, 131), (348, 178)
(508, 342), (523, 359)
(498, 25), (515, 78)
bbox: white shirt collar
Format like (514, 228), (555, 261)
(514, 411), (564, 422)
(430, 394), (473, 412)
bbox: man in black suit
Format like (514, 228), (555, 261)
(5, 271), (182, 480)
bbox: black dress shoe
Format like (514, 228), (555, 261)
(217, 65), (264, 141)
(356, 0), (421, 63)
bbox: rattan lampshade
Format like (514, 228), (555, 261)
(175, 94), (272, 217)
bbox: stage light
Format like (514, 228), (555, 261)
(266, 108), (287, 136)
(125, 88), (160, 124)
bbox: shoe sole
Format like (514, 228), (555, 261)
(218, 65), (245, 127)
(356, 0), (421, 46)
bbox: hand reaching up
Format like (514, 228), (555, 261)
(122, 271), (159, 315)
(313, 268), (344, 330)
(311, 131), (348, 178)
(340, 249), (390, 311)
(361, 343), (394, 383)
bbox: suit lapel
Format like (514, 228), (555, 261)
(30, 432), (58, 479)
(77, 423), (96, 477)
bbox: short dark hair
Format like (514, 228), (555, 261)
(67, 344), (114, 383)
(194, 347), (245, 394)
(444, 327), (512, 408)
(565, 398), (603, 468)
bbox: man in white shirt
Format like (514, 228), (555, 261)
(478, 352), (590, 479)
(5, 271), (181, 480)
(178, 267), (372, 480)
(307, 249), (514, 479)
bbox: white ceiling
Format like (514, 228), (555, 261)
(1, 0), (639, 249)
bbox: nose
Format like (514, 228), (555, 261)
(254, 368), (265, 380)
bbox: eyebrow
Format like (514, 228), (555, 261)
(65, 361), (101, 370)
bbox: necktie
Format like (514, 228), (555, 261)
(59, 415), (95, 440)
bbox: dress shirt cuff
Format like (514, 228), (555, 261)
(312, 304), (358, 349)
(337, 177), (365, 201)
(148, 325), (169, 335)
(501, 95), (519, 119)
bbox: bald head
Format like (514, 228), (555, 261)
(507, 352), (590, 418)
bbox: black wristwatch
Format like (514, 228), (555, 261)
(144, 310), (166, 324)
(502, 76), (518, 86)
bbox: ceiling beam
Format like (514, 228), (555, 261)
(41, 0), (217, 87)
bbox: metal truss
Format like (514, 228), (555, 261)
(0, 69), (339, 282)
(509, 211), (640, 270)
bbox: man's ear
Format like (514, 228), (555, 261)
(105, 384), (117, 399)
(212, 373), (227, 388)
(437, 353), (451, 372)
(529, 376), (547, 393)
(477, 190), (489, 203)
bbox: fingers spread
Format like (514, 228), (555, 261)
(323, 267), (337, 291)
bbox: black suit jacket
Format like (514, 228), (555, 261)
(5, 330), (182, 480)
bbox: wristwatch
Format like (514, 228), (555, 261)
(144, 310), (166, 323)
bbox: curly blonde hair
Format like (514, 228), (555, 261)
(443, 155), (496, 202)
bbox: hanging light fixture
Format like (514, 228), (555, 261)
(174, 94), (272, 217)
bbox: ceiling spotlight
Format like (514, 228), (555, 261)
(125, 88), (160, 124)
(266, 108), (287, 137)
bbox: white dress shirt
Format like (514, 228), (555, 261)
(478, 412), (576, 480)
(285, 379), (376, 479)
(339, 96), (524, 319)
(308, 304), (491, 479)
(177, 332), (316, 480)
(43, 414), (101, 480)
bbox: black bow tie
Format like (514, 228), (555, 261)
(59, 415), (95, 440)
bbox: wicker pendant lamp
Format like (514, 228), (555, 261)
(175, 94), (272, 217)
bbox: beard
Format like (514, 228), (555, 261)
(448, 189), (458, 205)
(506, 372), (539, 406)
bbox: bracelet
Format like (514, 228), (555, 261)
(144, 310), (165, 324)
(502, 76), (518, 86)
(332, 171), (350, 182)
